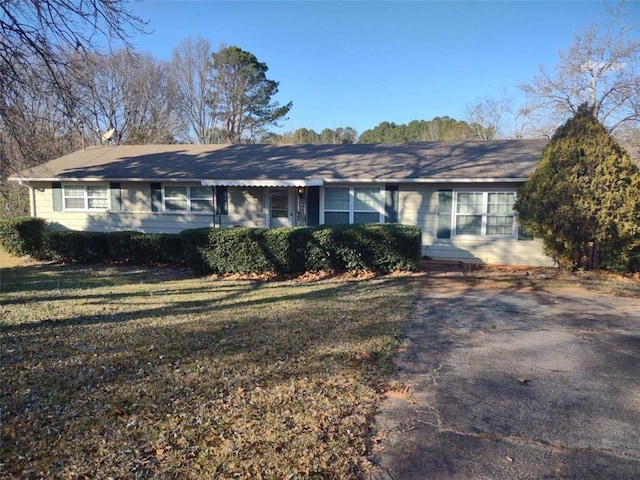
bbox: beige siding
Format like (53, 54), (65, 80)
(224, 187), (264, 228)
(397, 183), (555, 267)
(31, 182), (52, 218)
(29, 180), (554, 266)
(122, 183), (151, 212)
(31, 182), (265, 234)
(423, 239), (553, 267)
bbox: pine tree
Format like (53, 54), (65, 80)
(514, 104), (640, 271)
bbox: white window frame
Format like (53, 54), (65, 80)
(163, 185), (213, 213)
(321, 186), (384, 224)
(62, 183), (109, 211)
(452, 190), (517, 238)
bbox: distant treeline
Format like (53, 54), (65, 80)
(269, 116), (492, 145)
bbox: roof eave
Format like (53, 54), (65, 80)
(10, 176), (530, 184)
(323, 177), (530, 183)
(201, 179), (324, 187)
(9, 176), (208, 183)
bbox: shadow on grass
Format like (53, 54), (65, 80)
(1, 271), (420, 476)
(0, 262), (199, 294)
(2, 270), (418, 391)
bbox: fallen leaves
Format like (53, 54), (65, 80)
(1, 266), (421, 479)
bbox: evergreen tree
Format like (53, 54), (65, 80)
(209, 46), (292, 143)
(514, 104), (640, 271)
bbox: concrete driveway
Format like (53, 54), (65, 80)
(370, 273), (640, 479)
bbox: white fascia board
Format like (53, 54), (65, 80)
(11, 176), (527, 184)
(322, 177), (529, 183)
(10, 177), (206, 183)
(201, 178), (324, 187)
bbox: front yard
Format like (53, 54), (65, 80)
(0, 260), (421, 479)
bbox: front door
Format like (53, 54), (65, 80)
(269, 188), (291, 227)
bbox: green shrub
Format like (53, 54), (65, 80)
(514, 105), (640, 272)
(106, 231), (184, 265)
(4, 221), (422, 275)
(204, 227), (273, 274)
(0, 217), (46, 257)
(262, 227), (310, 273)
(200, 224), (422, 275)
(40, 230), (188, 265)
(306, 226), (347, 271)
(179, 228), (213, 273)
(307, 224), (421, 273)
(43, 231), (109, 263)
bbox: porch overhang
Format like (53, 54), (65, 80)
(201, 178), (324, 187)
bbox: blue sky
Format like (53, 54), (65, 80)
(127, 1), (637, 135)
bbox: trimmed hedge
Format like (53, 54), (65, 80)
(44, 231), (109, 263)
(105, 231), (184, 265)
(0, 217), (46, 257)
(178, 228), (212, 272)
(202, 224), (422, 274)
(0, 218), (421, 274)
(42, 230), (189, 265)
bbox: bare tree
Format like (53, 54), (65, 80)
(465, 91), (545, 140)
(466, 96), (504, 140)
(615, 125), (640, 164)
(169, 37), (217, 143)
(519, 4), (640, 133)
(0, 0), (146, 130)
(1, 0), (146, 215)
(0, 64), (83, 216)
(76, 50), (176, 145)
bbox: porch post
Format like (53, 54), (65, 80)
(211, 185), (217, 228)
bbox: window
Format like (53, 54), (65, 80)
(63, 184), (109, 210)
(190, 186), (214, 212)
(324, 187), (382, 224)
(353, 187), (381, 223)
(454, 191), (515, 237)
(164, 185), (213, 212)
(324, 187), (350, 224)
(486, 192), (515, 235)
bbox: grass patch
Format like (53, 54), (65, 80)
(1, 264), (421, 479)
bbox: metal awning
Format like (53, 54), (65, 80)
(201, 178), (324, 187)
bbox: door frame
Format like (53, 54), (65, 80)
(267, 188), (293, 227)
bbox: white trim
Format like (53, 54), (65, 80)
(62, 183), (110, 212)
(323, 177), (528, 183)
(321, 186), (384, 224)
(163, 184), (214, 213)
(11, 177), (207, 183)
(452, 190), (517, 239)
(11, 176), (525, 184)
(266, 188), (293, 228)
(202, 179), (324, 187)
(28, 184), (36, 217)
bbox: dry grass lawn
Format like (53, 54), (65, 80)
(1, 254), (421, 479)
(2, 247), (637, 479)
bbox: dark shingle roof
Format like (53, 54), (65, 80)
(11, 140), (548, 183)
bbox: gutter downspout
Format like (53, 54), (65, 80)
(19, 181), (35, 217)
(29, 184), (35, 217)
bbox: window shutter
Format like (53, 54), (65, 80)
(52, 182), (62, 211)
(384, 185), (399, 223)
(307, 186), (320, 225)
(110, 182), (122, 212)
(150, 183), (162, 212)
(436, 190), (453, 239)
(215, 186), (228, 215)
